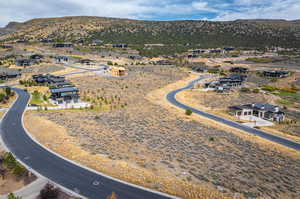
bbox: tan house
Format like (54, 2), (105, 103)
(111, 67), (126, 76)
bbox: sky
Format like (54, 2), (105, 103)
(0, 0), (300, 27)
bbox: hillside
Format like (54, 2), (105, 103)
(1, 16), (300, 49)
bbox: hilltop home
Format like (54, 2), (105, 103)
(32, 74), (66, 85)
(224, 47), (235, 52)
(111, 67), (126, 76)
(205, 74), (247, 92)
(229, 104), (285, 122)
(0, 45), (13, 49)
(16, 59), (35, 67)
(53, 81), (74, 88)
(229, 67), (249, 73)
(112, 44), (128, 48)
(50, 87), (80, 104)
(0, 72), (21, 80)
(91, 40), (103, 46)
(187, 54), (199, 59)
(40, 39), (54, 43)
(30, 54), (44, 60)
(128, 55), (142, 60)
(263, 70), (289, 78)
(155, 60), (173, 65)
(55, 56), (69, 64)
(53, 43), (73, 48)
(189, 49), (207, 54)
(209, 49), (224, 54)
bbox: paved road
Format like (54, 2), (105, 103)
(0, 88), (176, 199)
(166, 76), (300, 151)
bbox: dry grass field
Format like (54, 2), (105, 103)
(24, 66), (300, 199)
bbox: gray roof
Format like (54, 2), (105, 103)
(230, 104), (281, 112)
(50, 87), (78, 94)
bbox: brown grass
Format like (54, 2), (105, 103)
(24, 111), (231, 199)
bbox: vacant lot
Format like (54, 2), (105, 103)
(25, 66), (300, 199)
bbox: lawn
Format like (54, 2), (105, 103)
(277, 91), (300, 99)
(246, 57), (273, 63)
(277, 99), (295, 105)
(30, 91), (44, 105)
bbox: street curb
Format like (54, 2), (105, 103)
(3, 88), (180, 199)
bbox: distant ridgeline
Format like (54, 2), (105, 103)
(1, 17), (300, 54)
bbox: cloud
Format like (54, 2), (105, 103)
(0, 0), (299, 27)
(214, 0), (300, 21)
(192, 1), (218, 12)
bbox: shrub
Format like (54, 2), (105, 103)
(3, 152), (16, 169)
(185, 109), (193, 116)
(271, 78), (278, 82)
(43, 95), (48, 101)
(40, 184), (60, 199)
(252, 88), (260, 93)
(261, 85), (277, 92)
(8, 193), (22, 199)
(0, 93), (6, 103)
(12, 163), (27, 177)
(240, 87), (251, 92)
(208, 68), (219, 74)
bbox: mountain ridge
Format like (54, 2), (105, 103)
(1, 16), (300, 49)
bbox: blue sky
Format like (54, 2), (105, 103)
(0, 0), (300, 27)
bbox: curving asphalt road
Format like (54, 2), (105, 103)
(167, 76), (300, 151)
(0, 88), (177, 199)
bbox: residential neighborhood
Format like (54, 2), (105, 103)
(0, 9), (299, 199)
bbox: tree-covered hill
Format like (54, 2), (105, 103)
(1, 16), (300, 49)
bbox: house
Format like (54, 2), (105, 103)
(32, 74), (65, 85)
(50, 87), (80, 104)
(30, 54), (44, 60)
(91, 40), (103, 46)
(0, 72), (21, 80)
(219, 74), (247, 86)
(111, 67), (126, 76)
(0, 45), (13, 49)
(128, 55), (142, 60)
(263, 70), (289, 78)
(79, 59), (96, 65)
(229, 67), (249, 73)
(40, 39), (54, 43)
(16, 59), (35, 67)
(224, 47), (235, 52)
(55, 56), (69, 64)
(229, 104), (285, 122)
(155, 60), (173, 65)
(53, 81), (74, 88)
(112, 44), (128, 48)
(189, 49), (207, 54)
(53, 43), (73, 48)
(209, 49), (224, 54)
(187, 54), (199, 59)
(205, 74), (247, 91)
